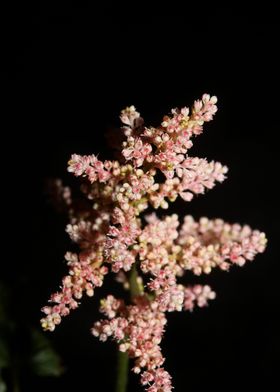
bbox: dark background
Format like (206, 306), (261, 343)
(3, 2), (279, 391)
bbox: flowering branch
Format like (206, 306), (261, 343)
(41, 94), (267, 391)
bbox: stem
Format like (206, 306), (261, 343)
(115, 351), (129, 392)
(115, 263), (143, 392)
(129, 263), (143, 299)
(13, 379), (20, 392)
(12, 367), (20, 392)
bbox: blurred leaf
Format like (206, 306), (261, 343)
(30, 328), (55, 352)
(29, 329), (63, 377)
(31, 349), (63, 377)
(0, 340), (10, 369)
(0, 376), (7, 392)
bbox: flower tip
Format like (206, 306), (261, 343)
(211, 95), (218, 104)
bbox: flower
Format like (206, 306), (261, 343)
(41, 94), (267, 391)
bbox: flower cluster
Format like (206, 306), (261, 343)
(41, 95), (267, 391)
(92, 287), (214, 392)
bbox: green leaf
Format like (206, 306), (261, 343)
(0, 376), (7, 392)
(29, 329), (63, 377)
(31, 349), (63, 377)
(0, 339), (10, 369)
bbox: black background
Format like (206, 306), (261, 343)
(3, 2), (279, 391)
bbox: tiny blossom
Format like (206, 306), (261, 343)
(141, 368), (173, 392)
(47, 178), (72, 212)
(122, 137), (153, 167)
(120, 106), (141, 128)
(41, 94), (267, 391)
(184, 285), (216, 311)
(68, 154), (111, 183)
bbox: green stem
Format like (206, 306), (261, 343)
(115, 264), (143, 392)
(129, 263), (143, 299)
(12, 367), (20, 392)
(115, 351), (129, 392)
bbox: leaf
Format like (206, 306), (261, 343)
(31, 349), (63, 377)
(0, 377), (7, 392)
(29, 329), (63, 377)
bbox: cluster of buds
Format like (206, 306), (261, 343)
(41, 95), (267, 391)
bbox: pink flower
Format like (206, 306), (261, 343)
(41, 251), (108, 332)
(141, 368), (173, 392)
(92, 296), (169, 390)
(193, 94), (218, 122)
(41, 94), (267, 391)
(68, 154), (111, 183)
(177, 215), (267, 275)
(120, 105), (141, 127)
(122, 137), (153, 167)
(184, 285), (216, 311)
